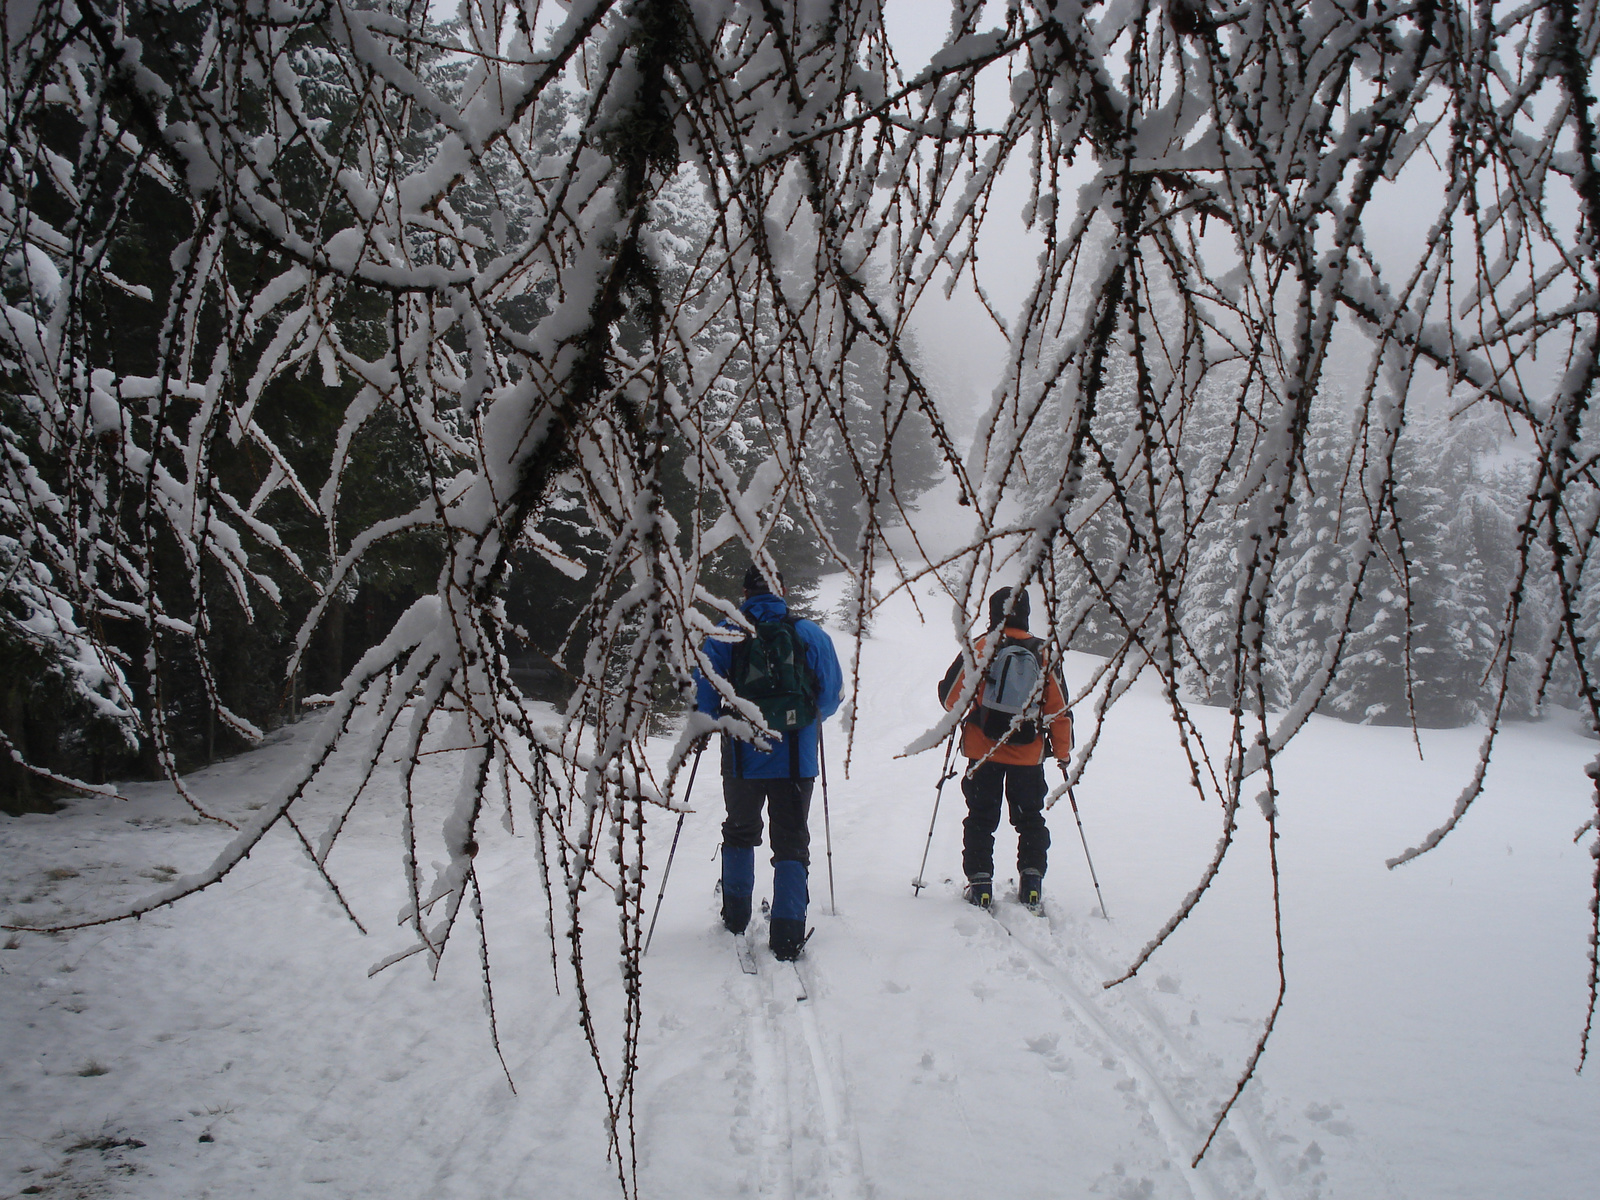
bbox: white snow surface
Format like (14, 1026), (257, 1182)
(3, 576), (1598, 1199)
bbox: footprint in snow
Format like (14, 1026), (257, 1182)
(1026, 1032), (1073, 1074)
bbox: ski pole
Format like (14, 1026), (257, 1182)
(1060, 762), (1109, 920)
(644, 740), (705, 955)
(819, 724), (836, 916)
(913, 729), (959, 896)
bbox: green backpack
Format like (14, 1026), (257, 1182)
(730, 616), (817, 733)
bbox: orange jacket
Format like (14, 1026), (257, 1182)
(940, 627), (1073, 765)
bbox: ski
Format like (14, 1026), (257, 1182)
(972, 894), (1014, 936)
(1013, 891), (1044, 916)
(755, 898), (816, 991)
(947, 876), (1013, 934)
(733, 932), (757, 974)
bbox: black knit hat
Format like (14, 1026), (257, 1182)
(988, 586), (1029, 630)
(743, 563), (784, 595)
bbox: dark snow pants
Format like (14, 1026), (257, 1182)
(961, 760), (1050, 880)
(721, 777), (813, 866)
(722, 778), (813, 923)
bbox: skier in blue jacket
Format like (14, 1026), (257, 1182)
(695, 565), (844, 961)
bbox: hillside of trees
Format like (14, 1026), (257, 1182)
(0, 42), (942, 811)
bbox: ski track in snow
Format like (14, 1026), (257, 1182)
(732, 951), (794, 1200)
(732, 929), (869, 1200)
(989, 894), (1288, 1200)
(1042, 905), (1293, 1200)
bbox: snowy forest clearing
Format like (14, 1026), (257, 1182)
(3, 579), (1595, 1200)
(9, 2), (1600, 1192)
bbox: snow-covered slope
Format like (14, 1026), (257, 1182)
(3, 578), (1597, 1199)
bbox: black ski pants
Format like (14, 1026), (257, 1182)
(961, 760), (1050, 880)
(722, 777), (813, 865)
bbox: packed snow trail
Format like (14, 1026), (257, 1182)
(990, 900), (1223, 1199)
(991, 896), (1292, 1200)
(1028, 900), (1293, 1200)
(776, 954), (870, 1200)
(721, 916), (869, 1200)
(732, 947), (793, 1200)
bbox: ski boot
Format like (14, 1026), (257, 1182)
(1019, 869), (1044, 913)
(770, 918), (811, 961)
(722, 893), (752, 935)
(964, 873), (994, 908)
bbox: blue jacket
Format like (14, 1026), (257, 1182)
(694, 593), (843, 779)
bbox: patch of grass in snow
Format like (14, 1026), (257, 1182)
(75, 1061), (109, 1077)
(13, 1127), (152, 1196)
(64, 1136), (145, 1153)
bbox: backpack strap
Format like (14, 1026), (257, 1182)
(937, 652), (963, 706)
(785, 613), (817, 705)
(786, 614), (807, 780)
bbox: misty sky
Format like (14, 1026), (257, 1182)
(877, 2), (1579, 432)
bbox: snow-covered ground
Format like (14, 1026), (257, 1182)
(3, 575), (1598, 1200)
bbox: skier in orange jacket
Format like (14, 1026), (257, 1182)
(937, 587), (1072, 909)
